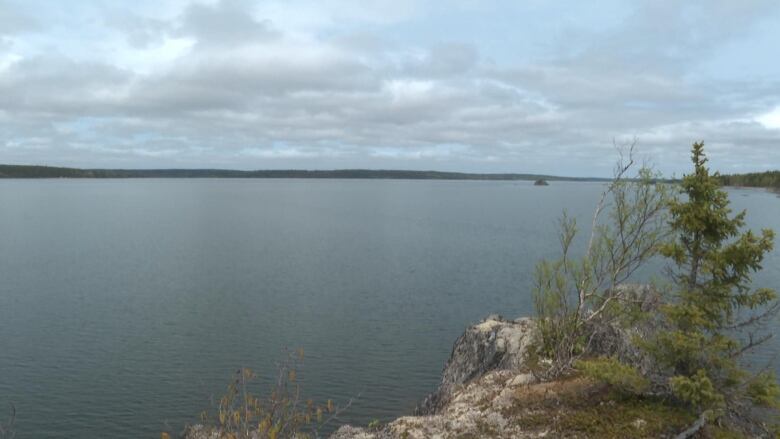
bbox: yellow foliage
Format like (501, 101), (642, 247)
(195, 354), (338, 438)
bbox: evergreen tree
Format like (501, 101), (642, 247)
(649, 142), (780, 415)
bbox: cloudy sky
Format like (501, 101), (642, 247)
(1, 0), (779, 176)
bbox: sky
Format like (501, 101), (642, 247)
(1, 0), (780, 176)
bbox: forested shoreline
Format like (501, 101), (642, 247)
(719, 170), (780, 189)
(3, 164), (780, 192)
(0, 164), (606, 181)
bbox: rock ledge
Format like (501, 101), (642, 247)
(331, 315), (538, 438)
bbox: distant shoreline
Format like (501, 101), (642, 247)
(725, 185), (780, 195)
(0, 164), (611, 182)
(5, 165), (778, 191)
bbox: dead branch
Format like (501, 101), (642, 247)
(730, 332), (774, 359)
(674, 411), (708, 439)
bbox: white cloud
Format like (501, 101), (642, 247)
(0, 51), (21, 71)
(1, 0), (780, 176)
(756, 106), (780, 130)
(111, 37), (195, 75)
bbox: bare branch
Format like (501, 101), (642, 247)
(730, 332), (774, 359)
(724, 300), (780, 330)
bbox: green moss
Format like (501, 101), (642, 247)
(504, 378), (697, 438)
(575, 357), (649, 394)
(557, 397), (695, 438)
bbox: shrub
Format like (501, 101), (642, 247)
(576, 357), (649, 394)
(669, 369), (724, 409)
(184, 349), (347, 439)
(532, 142), (670, 377)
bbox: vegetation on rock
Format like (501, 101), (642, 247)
(532, 141), (780, 436)
(503, 377), (697, 439)
(532, 142), (670, 377)
(174, 142), (780, 438)
(575, 356), (649, 395)
(645, 142), (780, 425)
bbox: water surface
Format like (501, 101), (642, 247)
(0, 180), (778, 438)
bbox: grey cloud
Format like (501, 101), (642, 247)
(403, 43), (479, 78)
(2, 0), (780, 176)
(105, 12), (171, 49)
(0, 1), (39, 36)
(331, 32), (397, 55)
(554, 0), (780, 76)
(3, 43), (779, 175)
(176, 0), (279, 46)
(123, 53), (380, 117)
(0, 56), (132, 114)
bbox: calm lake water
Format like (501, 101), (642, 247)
(0, 179), (778, 438)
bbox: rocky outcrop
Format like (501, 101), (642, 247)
(331, 285), (667, 438)
(183, 425), (218, 439)
(331, 315), (540, 438)
(331, 369), (544, 439)
(415, 315), (535, 415)
(188, 285), (667, 438)
(182, 315), (538, 439)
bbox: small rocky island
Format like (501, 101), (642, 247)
(533, 179), (549, 186)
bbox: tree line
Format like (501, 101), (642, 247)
(719, 170), (780, 189)
(0, 164), (609, 181)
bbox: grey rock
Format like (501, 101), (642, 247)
(182, 425), (219, 439)
(331, 285), (670, 438)
(414, 315), (535, 415)
(329, 425), (383, 439)
(585, 284), (667, 389)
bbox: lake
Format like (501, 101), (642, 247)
(0, 179), (778, 438)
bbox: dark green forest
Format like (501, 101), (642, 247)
(0, 164), (607, 181)
(719, 170), (780, 189)
(2, 164), (779, 189)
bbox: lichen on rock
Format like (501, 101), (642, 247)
(415, 315), (536, 416)
(330, 289), (692, 439)
(331, 315), (542, 438)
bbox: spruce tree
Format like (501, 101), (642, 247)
(650, 142), (780, 414)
